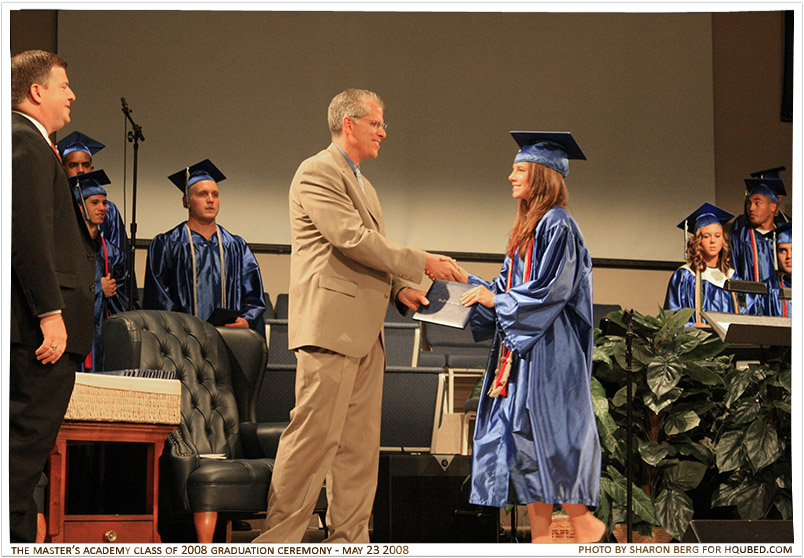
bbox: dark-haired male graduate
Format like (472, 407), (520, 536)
(70, 170), (129, 370)
(11, 49), (95, 542)
(763, 222), (793, 317)
(56, 131), (134, 313)
(143, 159), (266, 331)
(729, 175), (786, 283)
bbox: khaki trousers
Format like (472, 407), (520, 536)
(254, 336), (385, 543)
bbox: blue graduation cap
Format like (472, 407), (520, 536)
(510, 131), (586, 178)
(743, 178), (786, 203)
(775, 221), (792, 245)
(167, 159), (226, 197)
(677, 202), (733, 233)
(677, 202), (734, 258)
(750, 166), (785, 180)
(56, 131), (105, 159)
(68, 169), (110, 221)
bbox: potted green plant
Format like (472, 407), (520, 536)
(592, 308), (735, 540)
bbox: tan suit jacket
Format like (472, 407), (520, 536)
(288, 143), (426, 358)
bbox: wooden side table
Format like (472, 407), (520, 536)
(47, 421), (176, 543)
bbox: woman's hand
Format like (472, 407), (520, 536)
(101, 273), (117, 298)
(460, 285), (494, 308)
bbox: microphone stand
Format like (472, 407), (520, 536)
(121, 98), (145, 311)
(623, 309), (635, 543)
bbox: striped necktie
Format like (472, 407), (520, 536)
(354, 167), (365, 193)
(51, 142), (62, 162)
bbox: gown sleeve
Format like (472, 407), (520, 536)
(663, 268), (691, 312)
(230, 238), (267, 329)
(493, 221), (583, 356)
(467, 263), (507, 342)
(143, 233), (182, 313)
(104, 238), (130, 315)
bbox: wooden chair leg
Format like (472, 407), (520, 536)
(194, 511), (217, 543)
(36, 513), (47, 543)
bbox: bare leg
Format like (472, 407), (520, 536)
(563, 503), (605, 543)
(526, 501), (554, 543)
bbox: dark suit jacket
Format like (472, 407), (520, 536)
(11, 112), (96, 356)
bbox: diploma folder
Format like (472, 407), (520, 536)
(413, 280), (474, 329)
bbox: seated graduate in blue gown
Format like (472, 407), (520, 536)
(143, 159), (266, 333)
(70, 170), (128, 371)
(728, 171), (786, 284)
(57, 131), (135, 313)
(763, 222), (792, 317)
(663, 202), (758, 326)
(454, 131), (604, 543)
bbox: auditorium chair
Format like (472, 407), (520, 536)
(103, 309), (276, 543)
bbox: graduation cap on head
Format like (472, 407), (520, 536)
(510, 131), (586, 178)
(56, 131), (105, 159)
(677, 202), (733, 257)
(750, 166), (785, 180)
(68, 169), (110, 221)
(167, 159), (226, 199)
(743, 178), (786, 203)
(775, 221), (792, 245)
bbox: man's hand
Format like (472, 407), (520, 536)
(460, 285), (494, 308)
(224, 317), (250, 328)
(101, 273), (117, 298)
(396, 287), (430, 312)
(35, 314), (68, 364)
(425, 253), (462, 282)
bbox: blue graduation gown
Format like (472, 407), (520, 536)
(468, 207), (601, 507)
(663, 266), (753, 325)
(764, 272), (792, 317)
(86, 234), (127, 371)
(729, 215), (776, 283)
(143, 222), (266, 331)
(99, 199), (136, 311)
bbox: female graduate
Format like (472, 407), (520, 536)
(663, 203), (747, 326)
(455, 132), (604, 543)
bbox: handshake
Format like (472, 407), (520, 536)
(424, 253), (468, 284)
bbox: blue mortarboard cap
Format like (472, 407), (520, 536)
(68, 169), (110, 199)
(676, 202), (734, 233)
(56, 131), (105, 159)
(167, 159), (226, 196)
(68, 169), (110, 221)
(773, 222), (792, 245)
(744, 178), (786, 203)
(750, 166), (785, 180)
(510, 131), (586, 178)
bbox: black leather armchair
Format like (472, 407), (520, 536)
(103, 310), (274, 542)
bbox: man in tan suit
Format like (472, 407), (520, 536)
(254, 89), (459, 543)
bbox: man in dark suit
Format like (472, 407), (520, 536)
(10, 50), (96, 543)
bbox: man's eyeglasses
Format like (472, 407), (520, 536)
(351, 116), (388, 131)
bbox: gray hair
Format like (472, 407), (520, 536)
(327, 89), (384, 137)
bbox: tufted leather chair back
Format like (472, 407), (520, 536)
(103, 310), (242, 458)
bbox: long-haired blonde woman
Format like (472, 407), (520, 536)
(455, 132), (604, 543)
(663, 203), (746, 326)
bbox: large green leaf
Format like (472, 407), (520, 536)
(683, 361), (725, 386)
(643, 387), (682, 414)
(777, 366), (791, 392)
(734, 478), (775, 520)
(655, 487), (694, 540)
(728, 398), (763, 425)
(664, 410), (700, 436)
(604, 466), (656, 524)
(656, 308), (695, 340)
(611, 382), (638, 408)
(774, 493), (793, 520)
(724, 366), (758, 408)
(715, 430), (745, 472)
(744, 418), (784, 472)
(638, 439), (675, 466)
(663, 461), (707, 491)
(646, 355), (683, 398)
(676, 439), (714, 467)
(712, 472), (745, 507)
(685, 334), (730, 360)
